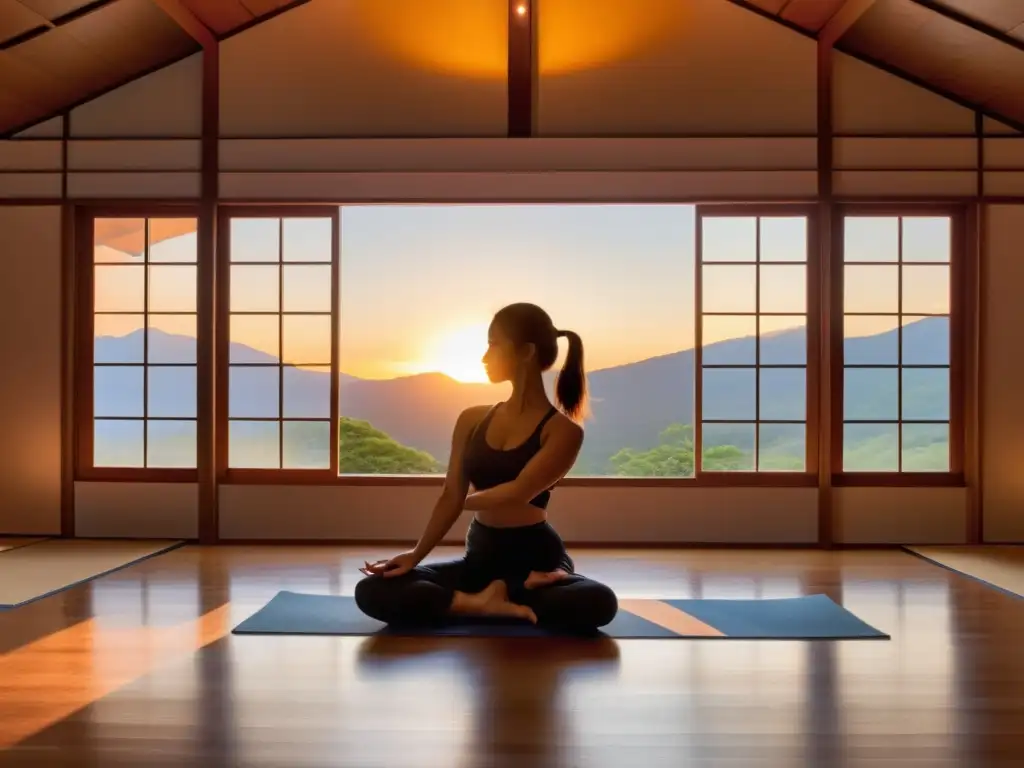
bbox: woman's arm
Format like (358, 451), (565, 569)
(410, 405), (488, 561)
(463, 418), (583, 512)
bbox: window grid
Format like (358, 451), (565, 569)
(224, 215), (339, 473)
(840, 215), (953, 474)
(90, 218), (198, 471)
(698, 213), (810, 474)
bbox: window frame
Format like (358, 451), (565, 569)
(693, 203), (820, 487)
(831, 202), (968, 487)
(74, 205), (201, 482)
(216, 205), (341, 484)
(72, 200), (969, 490)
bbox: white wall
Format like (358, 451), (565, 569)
(0, 206), (62, 535)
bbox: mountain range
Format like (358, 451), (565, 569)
(93, 317), (950, 473)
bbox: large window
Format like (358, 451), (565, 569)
(336, 204), (698, 478)
(697, 209), (812, 475)
(221, 213), (339, 474)
(74, 202), (966, 488)
(81, 216), (199, 476)
(839, 211), (960, 476)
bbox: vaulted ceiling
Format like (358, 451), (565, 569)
(1, 0), (1023, 137)
(738, 0), (1024, 128)
(0, 0), (305, 135)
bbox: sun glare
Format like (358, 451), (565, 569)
(422, 323), (490, 383)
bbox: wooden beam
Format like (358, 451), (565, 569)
(197, 44), (219, 544)
(60, 113), (75, 538)
(150, 0), (216, 49)
(507, 0), (535, 137)
(816, 35), (835, 548)
(819, 0), (876, 48)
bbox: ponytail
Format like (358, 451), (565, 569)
(555, 329), (587, 422)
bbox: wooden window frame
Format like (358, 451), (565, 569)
(217, 206), (341, 484)
(694, 203), (820, 487)
(75, 204), (201, 482)
(71, 200), (970, 491)
(831, 202), (968, 488)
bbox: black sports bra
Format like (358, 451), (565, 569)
(462, 405), (559, 509)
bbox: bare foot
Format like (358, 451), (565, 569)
(525, 569), (570, 589)
(453, 580), (537, 624)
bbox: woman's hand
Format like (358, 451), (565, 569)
(359, 551), (421, 579)
(524, 569), (570, 589)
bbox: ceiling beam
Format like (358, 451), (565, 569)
(819, 0), (876, 48)
(150, 0), (216, 49)
(507, 0), (535, 137)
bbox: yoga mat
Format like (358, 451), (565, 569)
(232, 591), (889, 640)
(0, 539), (185, 610)
(905, 545), (1024, 600)
(0, 537), (46, 553)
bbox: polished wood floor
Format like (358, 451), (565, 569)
(1, 544), (1022, 767)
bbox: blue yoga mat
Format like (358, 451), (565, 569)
(231, 591), (889, 640)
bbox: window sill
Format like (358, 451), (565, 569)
(219, 471), (819, 488)
(832, 472), (966, 488)
(76, 468), (198, 483)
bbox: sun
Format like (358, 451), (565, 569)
(422, 323), (490, 383)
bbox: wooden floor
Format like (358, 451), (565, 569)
(0, 544), (1022, 767)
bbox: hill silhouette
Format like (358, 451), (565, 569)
(93, 317), (950, 473)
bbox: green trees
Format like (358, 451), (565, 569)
(338, 417), (444, 474)
(609, 423), (746, 476)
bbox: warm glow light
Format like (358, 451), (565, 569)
(350, 0), (689, 80)
(539, 0), (691, 75)
(420, 323), (490, 383)
(353, 0), (508, 79)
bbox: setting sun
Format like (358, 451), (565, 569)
(422, 323), (490, 383)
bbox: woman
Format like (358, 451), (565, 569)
(354, 302), (619, 633)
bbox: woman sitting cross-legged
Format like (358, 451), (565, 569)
(354, 302), (618, 634)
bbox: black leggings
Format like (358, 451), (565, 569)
(354, 519), (618, 632)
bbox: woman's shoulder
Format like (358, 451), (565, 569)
(545, 407), (584, 440)
(454, 403), (495, 432)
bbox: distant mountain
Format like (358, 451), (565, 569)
(92, 317), (950, 473)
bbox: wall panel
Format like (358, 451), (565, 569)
(833, 171), (976, 197)
(67, 172), (200, 198)
(12, 116), (64, 139)
(220, 0), (507, 138)
(537, 0), (817, 136)
(0, 140), (62, 171)
(75, 483), (199, 539)
(68, 140), (201, 171)
(0, 206), (62, 535)
(834, 488), (967, 544)
(983, 116), (1021, 135)
(832, 52), (975, 135)
(0, 174), (62, 199)
(219, 138), (818, 173)
(220, 170), (818, 201)
(982, 204), (1024, 542)
(985, 173), (1024, 197)
(833, 138), (976, 170)
(70, 54), (203, 138)
(220, 485), (818, 544)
